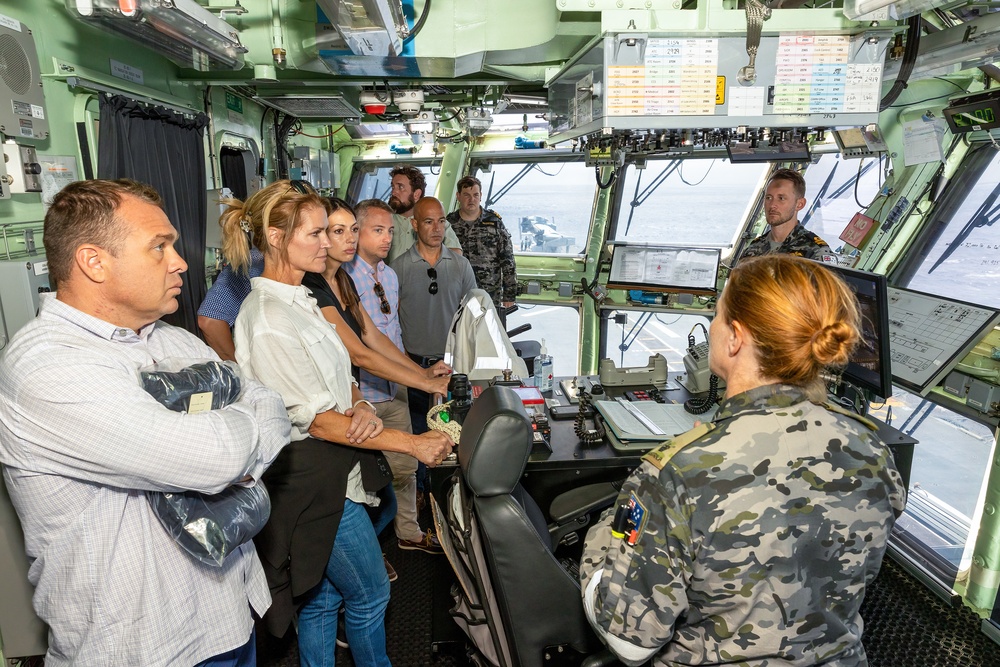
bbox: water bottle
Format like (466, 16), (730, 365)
(535, 339), (554, 392)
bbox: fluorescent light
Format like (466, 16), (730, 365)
(68, 0), (246, 71)
(316, 0), (406, 57)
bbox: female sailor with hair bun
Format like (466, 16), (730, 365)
(581, 254), (906, 667)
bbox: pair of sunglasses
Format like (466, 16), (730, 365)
(427, 268), (438, 295)
(373, 281), (391, 314)
(288, 179), (315, 195)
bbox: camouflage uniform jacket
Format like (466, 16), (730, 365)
(740, 222), (834, 263)
(446, 208), (516, 307)
(581, 383), (906, 667)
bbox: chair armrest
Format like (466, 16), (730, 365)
(549, 482), (619, 525)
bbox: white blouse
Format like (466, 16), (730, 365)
(234, 276), (372, 505)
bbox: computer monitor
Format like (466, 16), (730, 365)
(827, 264), (893, 400)
(607, 243), (721, 294)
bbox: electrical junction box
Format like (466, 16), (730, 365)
(942, 371), (972, 398)
(966, 379), (1000, 414)
(0, 258), (50, 348)
(3, 142), (42, 193)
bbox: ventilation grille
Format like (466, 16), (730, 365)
(254, 95), (362, 120)
(0, 33), (31, 96)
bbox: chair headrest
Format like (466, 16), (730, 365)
(458, 385), (532, 497)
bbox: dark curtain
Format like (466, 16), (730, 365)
(97, 93), (209, 335)
(219, 147), (249, 200)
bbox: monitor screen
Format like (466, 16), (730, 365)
(886, 286), (1000, 395)
(607, 244), (720, 293)
(827, 264), (893, 400)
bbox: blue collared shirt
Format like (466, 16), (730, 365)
(344, 256), (404, 403)
(198, 247), (265, 326)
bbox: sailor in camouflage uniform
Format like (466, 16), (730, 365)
(739, 168), (836, 263)
(446, 176), (517, 318)
(581, 255), (906, 667)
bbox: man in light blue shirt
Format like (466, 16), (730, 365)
(346, 199), (443, 553)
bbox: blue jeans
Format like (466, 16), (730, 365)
(194, 629), (255, 667)
(297, 499), (392, 667)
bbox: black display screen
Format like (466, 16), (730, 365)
(827, 264), (893, 400)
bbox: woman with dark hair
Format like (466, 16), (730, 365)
(581, 254), (906, 667)
(220, 181), (453, 667)
(301, 198), (450, 400)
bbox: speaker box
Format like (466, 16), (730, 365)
(0, 17), (49, 141)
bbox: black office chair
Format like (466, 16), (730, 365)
(436, 385), (621, 667)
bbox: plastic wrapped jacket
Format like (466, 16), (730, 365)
(140, 360), (271, 567)
(445, 289), (529, 381)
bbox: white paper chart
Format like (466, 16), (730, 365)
(772, 34), (882, 114)
(607, 38), (719, 116)
(887, 287), (1000, 394)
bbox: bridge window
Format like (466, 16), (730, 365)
(906, 148), (1000, 309)
(601, 310), (711, 372)
(474, 161), (595, 256)
(869, 390), (996, 580)
(507, 304), (581, 377)
(348, 164), (441, 205)
(802, 153), (885, 250)
(612, 158), (769, 248)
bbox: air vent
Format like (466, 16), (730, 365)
(254, 95), (362, 122)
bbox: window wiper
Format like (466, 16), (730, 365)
(623, 160), (682, 235)
(826, 159), (878, 200)
(484, 163), (537, 209)
(801, 162), (839, 227)
(927, 180), (1000, 274)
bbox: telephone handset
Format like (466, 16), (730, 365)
(682, 341), (711, 393)
(682, 326), (720, 415)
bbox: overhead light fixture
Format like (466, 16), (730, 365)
(316, 0), (406, 57)
(67, 0), (247, 71)
(465, 108), (493, 137)
(394, 89), (425, 116)
(403, 110), (438, 135)
(882, 12), (1000, 82)
(359, 90), (391, 115)
(408, 131), (433, 146)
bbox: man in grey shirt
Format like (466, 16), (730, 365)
(391, 196), (476, 435)
(387, 165), (462, 263)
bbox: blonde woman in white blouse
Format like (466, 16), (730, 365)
(220, 181), (453, 667)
